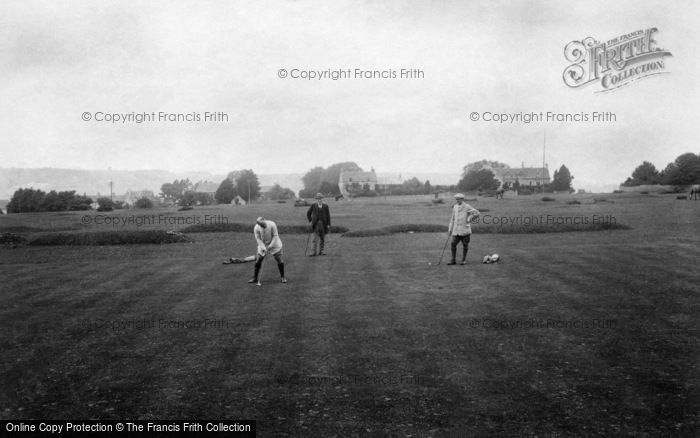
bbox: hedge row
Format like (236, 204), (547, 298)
(181, 223), (349, 234)
(342, 222), (630, 237)
(27, 230), (191, 246)
(6, 222), (631, 246)
(343, 224), (448, 237)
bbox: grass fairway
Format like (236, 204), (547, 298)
(1, 193), (698, 436)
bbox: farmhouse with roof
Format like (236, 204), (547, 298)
(193, 181), (220, 203)
(488, 164), (551, 187)
(338, 169), (378, 196)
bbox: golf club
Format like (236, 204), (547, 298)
(256, 252), (265, 286)
(304, 229), (313, 256)
(437, 234), (451, 265)
(322, 227), (330, 255)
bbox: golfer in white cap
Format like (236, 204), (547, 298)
(249, 217), (287, 284)
(446, 193), (480, 265)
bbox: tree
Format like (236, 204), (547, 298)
(7, 188), (45, 213)
(160, 179), (193, 203)
(424, 180), (432, 194)
(625, 161), (660, 186)
(663, 153), (700, 185)
(135, 197), (154, 209)
(7, 188), (91, 213)
(462, 160), (510, 175)
(301, 166), (325, 198)
(301, 162), (363, 198)
(551, 165), (574, 191)
(268, 183), (295, 200)
(215, 178), (237, 204)
(318, 181), (337, 195)
(457, 169), (500, 192)
(632, 161), (661, 184)
(97, 197), (114, 211)
(235, 169), (260, 202)
(67, 193), (93, 210)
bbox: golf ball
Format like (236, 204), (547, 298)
(428, 262), (432, 265)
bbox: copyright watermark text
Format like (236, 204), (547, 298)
(81, 214), (228, 227)
(469, 111), (616, 123)
(82, 111), (229, 123)
(277, 67), (424, 80)
(466, 318), (617, 330)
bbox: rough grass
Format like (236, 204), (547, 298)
(475, 222), (630, 233)
(181, 222), (349, 234)
(342, 224), (447, 237)
(1, 194), (696, 436)
(0, 225), (45, 233)
(342, 222), (630, 237)
(27, 230), (191, 246)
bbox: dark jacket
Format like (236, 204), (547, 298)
(307, 203), (331, 228)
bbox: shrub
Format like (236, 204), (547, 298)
(28, 230), (191, 246)
(135, 197), (154, 209)
(613, 190), (623, 194)
(431, 198), (444, 204)
(542, 197), (556, 202)
(178, 205), (194, 211)
(97, 197), (114, 212)
(567, 200), (581, 205)
(0, 232), (27, 247)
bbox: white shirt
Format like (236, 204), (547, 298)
(253, 220), (283, 255)
(448, 202), (480, 236)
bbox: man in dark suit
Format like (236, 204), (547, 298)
(306, 193), (331, 256)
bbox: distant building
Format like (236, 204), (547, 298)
(339, 169), (378, 196)
(193, 181), (219, 195)
(488, 164), (551, 187)
(113, 189), (157, 206)
(193, 181), (219, 203)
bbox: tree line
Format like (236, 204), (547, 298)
(622, 153), (700, 186)
(6, 189), (93, 213)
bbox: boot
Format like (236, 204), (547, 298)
(447, 247), (457, 265)
(248, 258), (262, 283)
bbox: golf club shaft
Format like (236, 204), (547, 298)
(258, 251), (266, 284)
(304, 230), (312, 256)
(438, 234), (450, 265)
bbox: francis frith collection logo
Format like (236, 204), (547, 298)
(563, 28), (672, 92)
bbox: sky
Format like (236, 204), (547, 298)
(1, 0), (698, 192)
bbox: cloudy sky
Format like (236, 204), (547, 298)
(1, 0), (698, 191)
